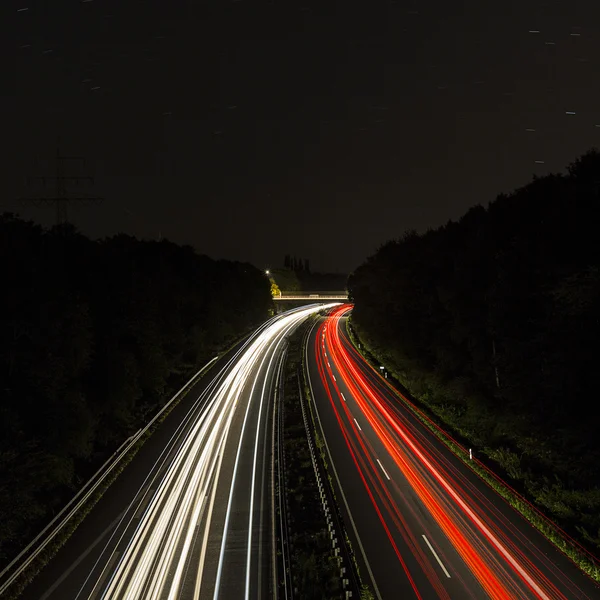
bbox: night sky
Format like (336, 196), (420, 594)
(4, 0), (600, 273)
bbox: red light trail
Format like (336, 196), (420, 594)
(311, 304), (597, 599)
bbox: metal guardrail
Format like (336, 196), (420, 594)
(274, 295), (348, 301)
(0, 356), (219, 597)
(297, 371), (360, 599)
(274, 348), (293, 600)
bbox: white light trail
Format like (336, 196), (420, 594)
(93, 304), (339, 600)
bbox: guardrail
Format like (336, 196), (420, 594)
(274, 347), (293, 599)
(297, 372), (359, 599)
(0, 356), (219, 597)
(274, 295), (348, 301)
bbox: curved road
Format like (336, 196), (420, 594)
(16, 304), (335, 600)
(306, 305), (600, 600)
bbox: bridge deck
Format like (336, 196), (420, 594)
(273, 294), (348, 300)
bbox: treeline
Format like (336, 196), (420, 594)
(0, 214), (272, 565)
(272, 268), (348, 292)
(349, 150), (600, 552)
(284, 254), (311, 272)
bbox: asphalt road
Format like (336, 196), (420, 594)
(16, 305), (331, 600)
(306, 306), (600, 600)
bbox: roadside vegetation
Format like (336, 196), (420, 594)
(0, 214), (272, 570)
(271, 258), (348, 293)
(280, 321), (342, 599)
(348, 149), (600, 578)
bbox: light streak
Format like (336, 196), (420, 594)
(80, 304), (339, 600)
(311, 305), (595, 599)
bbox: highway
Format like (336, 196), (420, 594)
(15, 304), (336, 600)
(306, 305), (600, 600)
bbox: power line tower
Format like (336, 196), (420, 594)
(19, 145), (103, 225)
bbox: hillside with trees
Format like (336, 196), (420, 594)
(348, 150), (600, 553)
(0, 215), (272, 566)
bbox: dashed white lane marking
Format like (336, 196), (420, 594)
(377, 459), (391, 481)
(422, 534), (451, 578)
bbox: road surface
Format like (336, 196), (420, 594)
(306, 305), (600, 600)
(16, 304), (335, 600)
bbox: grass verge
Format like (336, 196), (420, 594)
(346, 317), (600, 584)
(279, 319), (343, 598)
(2, 323), (262, 600)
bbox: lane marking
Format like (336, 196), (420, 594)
(353, 418), (362, 431)
(195, 434), (228, 597)
(246, 332), (289, 598)
(89, 551), (120, 600)
(214, 330), (278, 598)
(39, 512), (124, 600)
(422, 534), (451, 578)
(376, 459), (391, 481)
(341, 392), (346, 402)
(332, 374), (336, 382)
(305, 322), (383, 600)
(133, 488), (154, 520)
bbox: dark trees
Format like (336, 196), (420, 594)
(349, 149), (600, 550)
(0, 217), (272, 564)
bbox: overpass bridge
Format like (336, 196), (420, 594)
(273, 290), (349, 301)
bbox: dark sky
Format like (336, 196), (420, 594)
(3, 0), (600, 272)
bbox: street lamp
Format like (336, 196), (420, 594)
(265, 270), (270, 276)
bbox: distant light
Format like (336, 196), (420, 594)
(379, 366), (385, 370)
(566, 111), (576, 115)
(265, 270), (270, 275)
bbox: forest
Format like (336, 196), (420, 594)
(0, 215), (272, 566)
(271, 259), (348, 293)
(349, 150), (600, 554)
